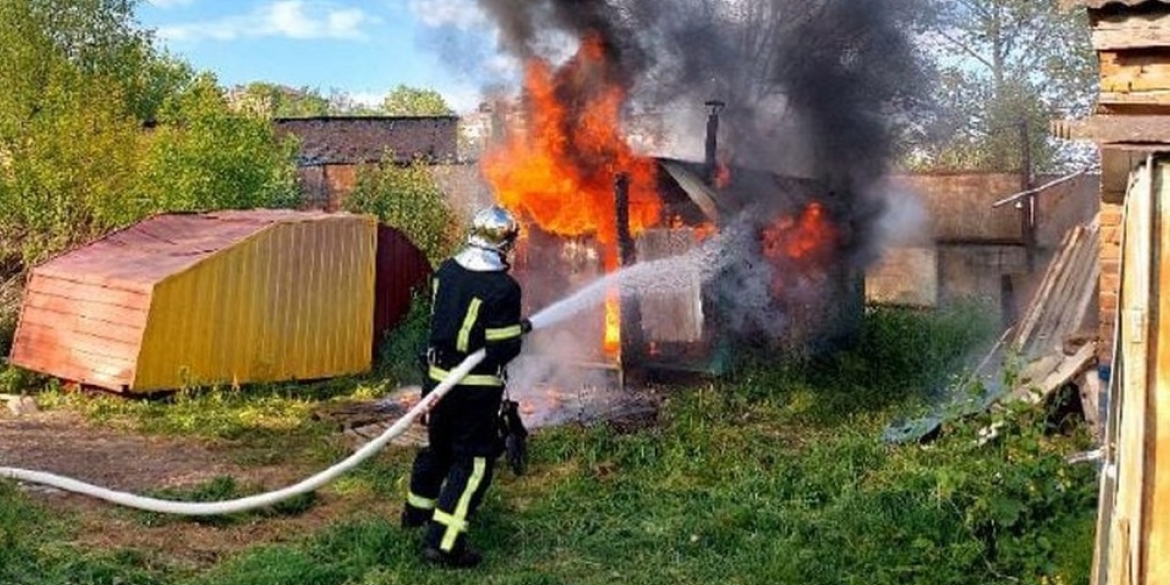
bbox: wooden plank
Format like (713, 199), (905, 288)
(1015, 226), (1083, 350)
(635, 229), (704, 343)
(1147, 157), (1170, 585)
(27, 274), (151, 310)
(1028, 228), (1090, 354)
(12, 322), (138, 360)
(1091, 12), (1170, 51)
(1014, 227), (1077, 345)
(22, 293), (147, 323)
(1030, 228), (1098, 356)
(1068, 221), (1103, 332)
(1080, 370), (1102, 433)
(1053, 115), (1170, 144)
(1109, 158), (1154, 585)
(17, 305), (143, 345)
(660, 161), (720, 221)
(11, 342), (136, 383)
(1101, 91), (1170, 106)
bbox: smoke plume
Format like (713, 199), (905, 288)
(460, 0), (934, 385)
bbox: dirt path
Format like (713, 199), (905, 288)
(0, 386), (658, 570)
(0, 409), (397, 569)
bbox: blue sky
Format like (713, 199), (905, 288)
(137, 0), (513, 112)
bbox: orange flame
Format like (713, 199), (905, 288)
(603, 295), (621, 353)
(762, 202), (836, 262)
(482, 33), (665, 356)
(480, 33), (661, 266)
(761, 202), (838, 293)
(713, 160), (731, 190)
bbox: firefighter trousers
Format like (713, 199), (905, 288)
(404, 385), (502, 553)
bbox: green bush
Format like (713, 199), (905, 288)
(135, 74), (301, 214)
(375, 292), (432, 386)
(344, 156), (461, 266)
(728, 300), (999, 424)
(0, 2), (300, 275)
(0, 276), (21, 357)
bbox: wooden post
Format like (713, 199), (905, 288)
(703, 100), (725, 184)
(1148, 156), (1170, 585)
(1098, 155), (1159, 585)
(614, 173), (643, 383)
(1019, 120), (1037, 273)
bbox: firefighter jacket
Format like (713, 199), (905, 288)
(426, 258), (524, 388)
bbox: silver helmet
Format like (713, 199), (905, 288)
(455, 205), (520, 272)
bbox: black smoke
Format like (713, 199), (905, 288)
(474, 0), (931, 237)
(469, 0), (934, 348)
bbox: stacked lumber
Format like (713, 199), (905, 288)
(999, 219), (1102, 427)
(1011, 219), (1101, 360)
(882, 219), (1104, 444)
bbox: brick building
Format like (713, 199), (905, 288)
(274, 116), (459, 211)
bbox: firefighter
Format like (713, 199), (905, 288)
(401, 205), (530, 568)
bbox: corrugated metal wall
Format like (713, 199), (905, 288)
(133, 215), (376, 391)
(373, 224), (432, 354)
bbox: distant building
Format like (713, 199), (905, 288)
(274, 116), (460, 211)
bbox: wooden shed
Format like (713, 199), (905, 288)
(9, 210), (378, 393)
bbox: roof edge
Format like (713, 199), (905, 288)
(1061, 0), (1170, 9)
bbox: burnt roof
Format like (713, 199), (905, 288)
(656, 158), (824, 223)
(274, 116), (459, 166)
(1061, 0), (1170, 8)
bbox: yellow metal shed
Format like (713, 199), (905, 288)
(10, 209), (377, 393)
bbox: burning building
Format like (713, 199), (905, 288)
(446, 0), (928, 389)
(477, 33), (865, 386)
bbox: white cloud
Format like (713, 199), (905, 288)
(157, 1), (378, 42)
(407, 0), (486, 30)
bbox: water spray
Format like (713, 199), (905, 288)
(0, 240), (728, 515)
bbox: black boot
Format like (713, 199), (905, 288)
(400, 505), (430, 529)
(422, 544), (482, 568)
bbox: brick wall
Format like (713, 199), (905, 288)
(1099, 201), (1123, 364)
(275, 116), (459, 165)
(892, 172), (1025, 243)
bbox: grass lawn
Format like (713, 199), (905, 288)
(0, 304), (1099, 585)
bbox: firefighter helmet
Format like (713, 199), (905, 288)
(455, 205), (520, 272)
(467, 205), (519, 253)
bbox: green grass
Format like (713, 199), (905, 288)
(0, 304), (1099, 585)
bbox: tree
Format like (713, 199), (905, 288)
(0, 0), (301, 272)
(909, 0), (1097, 173)
(327, 91), (385, 116)
(233, 82), (331, 118)
(381, 85), (454, 116)
(137, 75), (301, 214)
(0, 0), (155, 268)
(344, 155), (461, 266)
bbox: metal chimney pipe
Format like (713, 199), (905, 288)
(704, 99), (725, 183)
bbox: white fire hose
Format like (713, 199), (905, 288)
(0, 349), (488, 516)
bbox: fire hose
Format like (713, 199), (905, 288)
(0, 348), (491, 516)
(0, 251), (637, 515)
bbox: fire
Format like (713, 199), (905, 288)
(603, 295), (621, 354)
(480, 32), (661, 265)
(761, 202), (838, 293)
(713, 160), (732, 190)
(482, 32), (665, 356)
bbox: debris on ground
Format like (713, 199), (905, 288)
(884, 220), (1101, 444)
